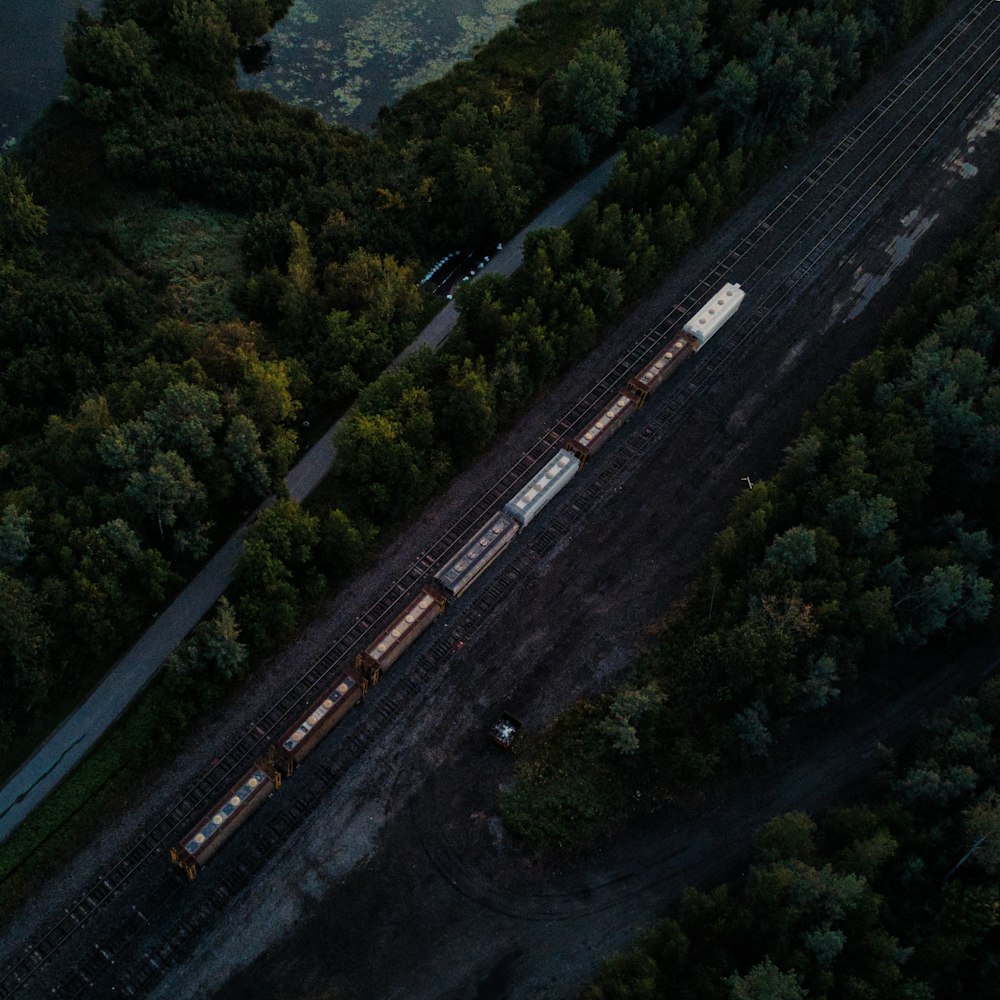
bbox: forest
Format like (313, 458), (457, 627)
(0, 0), (962, 902)
(581, 677), (1000, 1000)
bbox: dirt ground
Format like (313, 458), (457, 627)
(3, 4), (999, 997)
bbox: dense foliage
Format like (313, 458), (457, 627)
(0, 0), (949, 773)
(582, 679), (1000, 1000)
(502, 191), (1000, 848)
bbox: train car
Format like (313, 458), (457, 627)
(566, 392), (636, 466)
(683, 282), (745, 349)
(169, 762), (280, 879)
(627, 336), (694, 406)
(435, 511), (521, 597)
(503, 448), (581, 526)
(271, 669), (366, 778)
(355, 587), (446, 683)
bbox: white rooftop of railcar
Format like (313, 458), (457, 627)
(683, 283), (745, 348)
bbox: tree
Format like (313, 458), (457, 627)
(958, 790), (1000, 875)
(318, 508), (370, 581)
(436, 358), (497, 461)
(223, 0), (292, 45)
(0, 160), (47, 254)
(170, 596), (248, 683)
(234, 500), (322, 648)
(224, 413), (271, 498)
(125, 448), (206, 543)
(764, 526), (818, 578)
(608, 0), (709, 108)
(803, 924), (846, 968)
(556, 29), (629, 153)
(727, 958), (807, 1000)
(0, 504), (32, 567)
(754, 813), (816, 864)
(0, 571), (52, 705)
(795, 655), (840, 710)
(169, 0), (240, 85)
(713, 60), (759, 149)
(334, 411), (428, 522)
(64, 15), (157, 122)
(324, 249), (423, 336)
(732, 700), (774, 758)
(598, 681), (665, 756)
(146, 381), (223, 461)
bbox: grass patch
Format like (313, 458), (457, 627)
(110, 200), (245, 325)
(500, 699), (628, 849)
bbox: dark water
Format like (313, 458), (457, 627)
(0, 0), (528, 148)
(0, 0), (99, 150)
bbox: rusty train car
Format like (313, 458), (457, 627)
(169, 283), (745, 879)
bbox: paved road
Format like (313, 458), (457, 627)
(0, 129), (666, 845)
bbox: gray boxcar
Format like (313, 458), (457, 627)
(435, 511), (520, 597)
(503, 449), (581, 526)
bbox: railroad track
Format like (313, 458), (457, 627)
(4, 0), (999, 994)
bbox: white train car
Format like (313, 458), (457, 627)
(683, 282), (745, 349)
(504, 449), (581, 526)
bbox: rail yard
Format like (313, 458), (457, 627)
(3, 0), (1000, 996)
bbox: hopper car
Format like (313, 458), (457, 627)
(354, 586), (446, 683)
(272, 669), (367, 778)
(170, 763), (281, 879)
(169, 283), (744, 879)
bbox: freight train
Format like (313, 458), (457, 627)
(169, 282), (745, 878)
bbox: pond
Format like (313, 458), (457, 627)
(0, 0), (99, 150)
(242, 0), (528, 128)
(0, 0), (530, 151)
